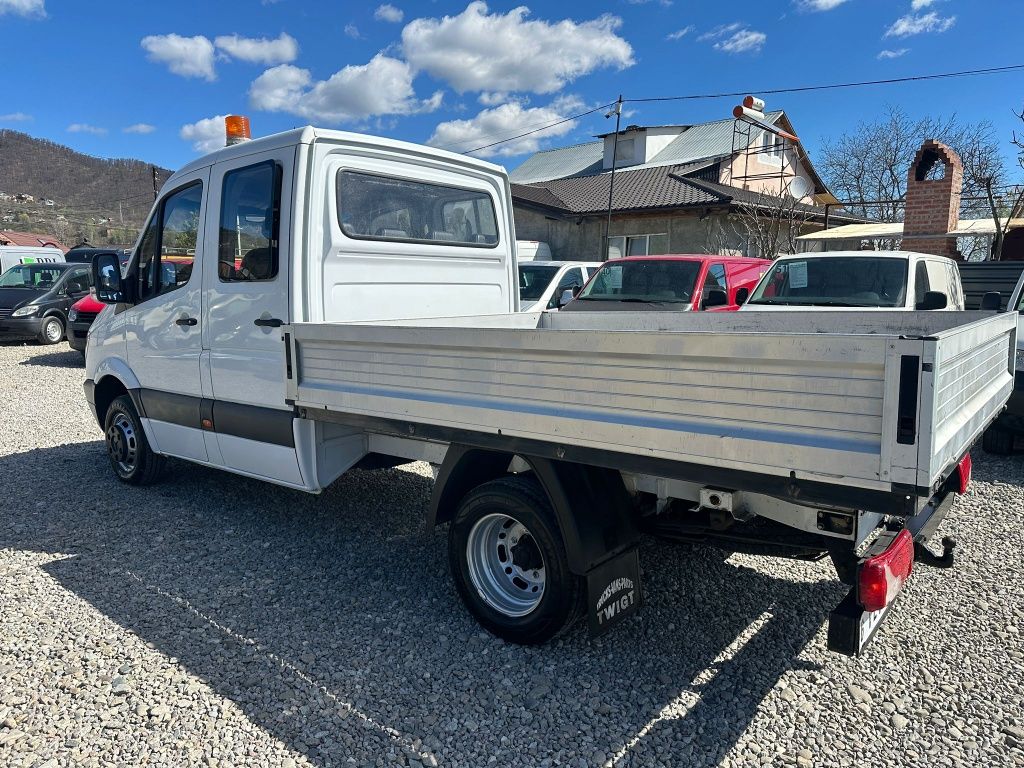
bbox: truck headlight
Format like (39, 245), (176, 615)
(11, 305), (39, 317)
(68, 308), (78, 321)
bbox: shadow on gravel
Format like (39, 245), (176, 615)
(0, 440), (840, 768)
(18, 347), (83, 368)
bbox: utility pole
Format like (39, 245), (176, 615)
(604, 95), (623, 260)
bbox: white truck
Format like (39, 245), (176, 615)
(84, 125), (1016, 655)
(743, 250), (966, 311)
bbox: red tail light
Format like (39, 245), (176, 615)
(858, 529), (914, 613)
(956, 453), (972, 495)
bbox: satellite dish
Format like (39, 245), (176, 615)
(788, 176), (812, 199)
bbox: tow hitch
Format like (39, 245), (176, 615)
(914, 535), (956, 569)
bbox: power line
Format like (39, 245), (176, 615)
(463, 63), (1024, 155)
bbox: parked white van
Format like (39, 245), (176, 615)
(742, 251), (965, 311)
(0, 245), (66, 273)
(515, 239), (552, 262)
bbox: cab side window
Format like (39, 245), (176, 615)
(218, 162), (281, 282)
(703, 263), (728, 301)
(136, 182), (204, 304)
(64, 269), (91, 294)
(914, 261), (930, 307)
(547, 268), (585, 309)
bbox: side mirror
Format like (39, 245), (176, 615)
(93, 252), (129, 304)
(917, 291), (948, 311)
(559, 288), (575, 307)
(571, 284), (582, 298)
(734, 287), (750, 306)
(702, 288), (728, 310)
(980, 291), (1002, 311)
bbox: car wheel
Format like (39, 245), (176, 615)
(448, 476), (585, 645)
(982, 424), (1015, 455)
(104, 394), (165, 485)
(37, 316), (65, 345)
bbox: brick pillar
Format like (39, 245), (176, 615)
(902, 139), (963, 259)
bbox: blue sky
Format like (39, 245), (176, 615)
(1, 0), (1023, 178)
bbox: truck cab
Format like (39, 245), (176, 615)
(743, 250), (965, 311)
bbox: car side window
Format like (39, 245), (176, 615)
(703, 263), (727, 299)
(136, 182), (203, 304)
(219, 161), (281, 282)
(64, 269), (91, 294)
(547, 268), (585, 309)
(914, 261), (930, 306)
(925, 259), (951, 300)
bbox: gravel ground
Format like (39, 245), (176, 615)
(1, 339), (1023, 768)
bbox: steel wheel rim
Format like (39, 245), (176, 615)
(107, 412), (138, 474)
(45, 319), (62, 342)
(466, 513), (546, 617)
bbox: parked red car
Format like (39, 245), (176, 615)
(66, 293), (106, 355)
(561, 254), (771, 312)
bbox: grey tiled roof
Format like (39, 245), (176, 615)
(509, 113), (783, 184)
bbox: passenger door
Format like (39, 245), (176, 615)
(203, 151), (302, 485)
(124, 173), (208, 461)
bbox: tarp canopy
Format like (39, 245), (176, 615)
(797, 217), (1024, 241)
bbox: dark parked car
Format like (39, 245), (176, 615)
(0, 262), (92, 344)
(65, 245), (132, 265)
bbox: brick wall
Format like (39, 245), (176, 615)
(902, 139), (963, 259)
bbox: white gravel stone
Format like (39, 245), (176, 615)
(1, 340), (1023, 768)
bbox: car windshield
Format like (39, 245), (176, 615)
(747, 257), (909, 307)
(578, 260), (700, 303)
(0, 264), (67, 289)
(518, 264), (560, 301)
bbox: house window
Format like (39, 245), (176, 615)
(607, 233), (669, 259)
(614, 138), (635, 165)
(761, 131), (784, 163)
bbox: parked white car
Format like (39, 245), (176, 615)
(518, 260), (601, 311)
(742, 250), (965, 311)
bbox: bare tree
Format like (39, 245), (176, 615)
(727, 188), (815, 258)
(820, 106), (1007, 223)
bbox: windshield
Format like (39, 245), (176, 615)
(0, 264), (67, 290)
(518, 264), (560, 301)
(748, 257), (908, 307)
(578, 260), (701, 303)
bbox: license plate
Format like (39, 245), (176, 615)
(827, 590), (895, 656)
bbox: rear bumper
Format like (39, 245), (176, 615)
(827, 488), (956, 656)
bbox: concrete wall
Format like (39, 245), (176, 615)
(513, 206), (750, 261)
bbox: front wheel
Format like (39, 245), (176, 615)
(37, 316), (65, 345)
(448, 476), (584, 645)
(104, 395), (165, 485)
(982, 424), (1015, 455)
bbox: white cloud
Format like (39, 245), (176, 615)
(0, 0), (44, 17)
(877, 48), (909, 59)
(215, 32), (298, 65)
(666, 25), (694, 41)
(141, 34), (217, 81)
(250, 55), (443, 123)
(478, 92), (509, 106)
(344, 23), (361, 39)
(911, 0), (939, 8)
(374, 3), (403, 22)
(796, 0), (849, 10)
(626, 0), (672, 6)
(885, 11), (955, 37)
(427, 96), (584, 157)
(402, 2), (633, 95)
(124, 123), (157, 134)
(0, 112), (32, 122)
(701, 24), (766, 53)
(67, 123), (107, 136)
(180, 115), (229, 153)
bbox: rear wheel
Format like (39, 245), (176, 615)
(448, 476), (584, 644)
(982, 424), (1015, 455)
(37, 316), (64, 345)
(104, 395), (165, 485)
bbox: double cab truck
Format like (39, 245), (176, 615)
(84, 123), (1016, 654)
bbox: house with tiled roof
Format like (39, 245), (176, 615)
(509, 111), (859, 260)
(0, 229), (68, 252)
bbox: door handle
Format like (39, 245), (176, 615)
(254, 317), (283, 328)
(175, 316), (198, 327)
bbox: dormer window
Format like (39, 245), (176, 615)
(614, 138), (635, 165)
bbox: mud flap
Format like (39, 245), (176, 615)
(587, 548), (642, 636)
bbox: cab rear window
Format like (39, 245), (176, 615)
(336, 170), (499, 248)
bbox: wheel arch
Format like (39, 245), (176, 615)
(430, 445), (640, 574)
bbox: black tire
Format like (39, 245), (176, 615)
(982, 424), (1015, 455)
(448, 475), (585, 645)
(37, 315), (64, 345)
(103, 394), (165, 485)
